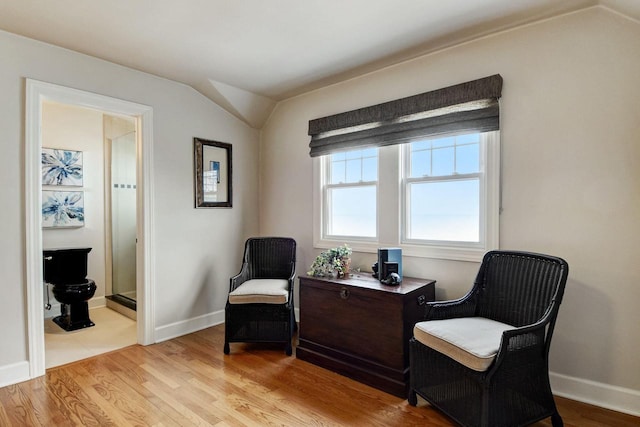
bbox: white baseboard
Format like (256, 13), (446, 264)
(154, 309), (225, 343)
(0, 361), (30, 388)
(551, 371), (640, 417)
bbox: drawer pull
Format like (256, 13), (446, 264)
(340, 287), (350, 300)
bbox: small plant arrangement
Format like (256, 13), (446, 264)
(307, 244), (353, 278)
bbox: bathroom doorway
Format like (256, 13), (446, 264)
(40, 104), (138, 368)
(25, 79), (155, 379)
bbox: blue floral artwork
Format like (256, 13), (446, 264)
(42, 191), (85, 228)
(42, 148), (83, 186)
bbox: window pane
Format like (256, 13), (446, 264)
(330, 159), (345, 184)
(407, 179), (479, 242)
(327, 186), (376, 237)
(410, 134), (481, 177)
(345, 150), (362, 160)
(432, 146), (455, 176)
(360, 147), (377, 158)
(345, 159), (362, 182)
(456, 143), (479, 174)
(457, 133), (479, 144)
(431, 136), (455, 148)
(362, 157), (377, 181)
(410, 150), (431, 177)
(330, 148), (378, 184)
(413, 140), (431, 151)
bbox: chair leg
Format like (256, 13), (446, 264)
(223, 342), (230, 355)
(286, 320), (293, 355)
(551, 412), (563, 427)
(291, 309), (298, 332)
(408, 389), (418, 406)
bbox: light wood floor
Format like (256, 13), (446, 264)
(1, 324), (637, 426)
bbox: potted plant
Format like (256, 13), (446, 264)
(307, 244), (353, 278)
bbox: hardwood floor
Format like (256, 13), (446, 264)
(1, 324), (638, 426)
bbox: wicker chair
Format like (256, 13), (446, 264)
(224, 237), (297, 355)
(408, 250), (569, 427)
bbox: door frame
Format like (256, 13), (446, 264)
(25, 79), (156, 378)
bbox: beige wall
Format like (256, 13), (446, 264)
(0, 27), (259, 381)
(260, 7), (640, 411)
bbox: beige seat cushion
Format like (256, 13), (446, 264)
(228, 279), (289, 304)
(413, 317), (514, 372)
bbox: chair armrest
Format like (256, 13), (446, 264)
(494, 298), (561, 365)
(286, 263), (296, 298)
(423, 279), (482, 320)
(425, 299), (477, 320)
(230, 263), (251, 292)
(489, 320), (549, 374)
(287, 261), (296, 283)
(424, 293), (478, 320)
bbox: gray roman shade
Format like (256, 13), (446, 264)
(308, 74), (502, 157)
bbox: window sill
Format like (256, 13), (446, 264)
(314, 238), (493, 263)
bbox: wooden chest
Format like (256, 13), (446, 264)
(297, 273), (436, 397)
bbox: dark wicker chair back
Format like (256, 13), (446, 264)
(245, 237), (296, 279)
(475, 251), (568, 328)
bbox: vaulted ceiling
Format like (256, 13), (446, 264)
(1, 0), (638, 127)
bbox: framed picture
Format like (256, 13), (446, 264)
(42, 191), (85, 228)
(194, 138), (232, 208)
(42, 148), (83, 186)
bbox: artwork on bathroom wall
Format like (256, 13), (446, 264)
(42, 148), (83, 186)
(42, 191), (85, 228)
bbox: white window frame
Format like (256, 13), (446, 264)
(317, 149), (379, 243)
(313, 131), (500, 262)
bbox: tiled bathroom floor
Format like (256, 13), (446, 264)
(45, 306), (137, 369)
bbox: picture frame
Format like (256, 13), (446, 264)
(194, 137), (232, 208)
(42, 190), (85, 228)
(42, 148), (83, 186)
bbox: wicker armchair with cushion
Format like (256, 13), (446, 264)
(409, 250), (569, 427)
(224, 237), (297, 355)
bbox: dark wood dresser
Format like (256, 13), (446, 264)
(297, 273), (436, 397)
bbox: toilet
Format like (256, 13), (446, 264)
(43, 247), (97, 331)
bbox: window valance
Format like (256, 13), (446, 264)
(308, 74), (502, 157)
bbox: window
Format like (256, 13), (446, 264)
(404, 133), (482, 243)
(324, 148), (378, 238)
(309, 75), (502, 261)
(314, 131), (499, 261)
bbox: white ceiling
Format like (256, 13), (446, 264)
(1, 0), (637, 127)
